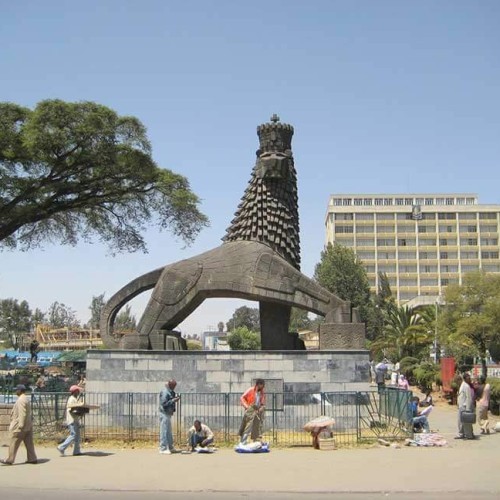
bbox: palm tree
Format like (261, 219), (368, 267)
(380, 305), (433, 359)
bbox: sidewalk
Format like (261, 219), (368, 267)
(1, 403), (499, 495)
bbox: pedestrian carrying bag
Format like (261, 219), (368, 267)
(460, 410), (476, 424)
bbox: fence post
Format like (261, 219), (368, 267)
(356, 392), (361, 442)
(224, 393), (229, 443)
(128, 393), (134, 441)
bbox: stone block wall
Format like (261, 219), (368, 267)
(319, 323), (366, 350)
(86, 350), (370, 395)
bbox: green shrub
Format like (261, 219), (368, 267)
(413, 362), (440, 393)
(399, 356), (419, 385)
(489, 378), (500, 415)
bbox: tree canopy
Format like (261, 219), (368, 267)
(227, 326), (261, 350)
(226, 306), (260, 332)
(0, 99), (208, 253)
(439, 270), (500, 376)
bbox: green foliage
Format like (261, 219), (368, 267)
(399, 356), (419, 384)
(186, 339), (202, 350)
(489, 378), (500, 415)
(489, 339), (500, 364)
(413, 362), (439, 393)
(114, 304), (137, 331)
(0, 298), (33, 348)
(227, 326), (261, 350)
(226, 306), (260, 332)
(370, 305), (433, 360)
(88, 293), (106, 329)
(439, 271), (500, 375)
(314, 243), (371, 309)
(0, 99), (208, 253)
(46, 301), (80, 328)
(289, 307), (311, 331)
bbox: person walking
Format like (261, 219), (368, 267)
(456, 373), (475, 440)
(187, 419), (214, 451)
(238, 379), (266, 445)
(159, 379), (180, 454)
(1, 384), (37, 465)
(477, 375), (491, 435)
(57, 385), (85, 456)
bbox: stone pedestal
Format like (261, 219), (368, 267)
(319, 323), (366, 350)
(0, 404), (11, 446)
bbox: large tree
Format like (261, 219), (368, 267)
(88, 293), (106, 329)
(0, 99), (208, 253)
(314, 243), (380, 339)
(46, 301), (80, 329)
(226, 306), (260, 333)
(0, 298), (32, 348)
(439, 271), (500, 377)
(227, 326), (261, 350)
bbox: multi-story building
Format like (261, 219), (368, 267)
(325, 194), (500, 304)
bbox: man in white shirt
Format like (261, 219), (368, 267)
(187, 420), (214, 451)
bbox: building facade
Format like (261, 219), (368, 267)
(325, 193), (500, 304)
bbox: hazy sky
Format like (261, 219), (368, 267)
(1, 1), (499, 335)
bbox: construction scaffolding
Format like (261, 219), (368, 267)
(34, 324), (103, 350)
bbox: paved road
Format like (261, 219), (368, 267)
(1, 402), (499, 498)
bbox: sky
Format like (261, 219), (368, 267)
(1, 1), (500, 336)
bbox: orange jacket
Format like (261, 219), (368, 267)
(240, 386), (266, 409)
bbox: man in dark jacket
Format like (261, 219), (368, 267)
(159, 379), (180, 454)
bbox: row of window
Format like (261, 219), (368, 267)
(337, 236), (499, 247)
(332, 197), (477, 207)
(332, 212), (497, 221)
(334, 224), (498, 234)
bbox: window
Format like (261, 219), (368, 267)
(462, 264), (479, 272)
(379, 251), (396, 260)
(399, 251), (416, 259)
(365, 265), (376, 273)
(481, 251), (499, 259)
(446, 198), (454, 205)
(335, 225), (354, 233)
(422, 265), (437, 273)
(378, 264), (396, 273)
(377, 225), (395, 233)
(458, 213), (476, 220)
(375, 198), (383, 206)
(479, 212), (497, 220)
(461, 251), (478, 259)
(483, 264), (500, 272)
(418, 225), (434, 233)
(357, 238), (375, 247)
(356, 213), (374, 220)
(395, 198), (404, 206)
(335, 213), (354, 220)
(436, 198), (445, 205)
(404, 198), (413, 205)
(479, 225), (498, 233)
(356, 225), (374, 233)
(397, 213), (414, 221)
(400, 278), (418, 286)
(342, 198), (352, 206)
(481, 238), (498, 246)
(438, 225), (455, 233)
(461, 238), (478, 246)
(439, 239), (448, 246)
(440, 252), (448, 259)
(441, 278), (449, 286)
(456, 198), (465, 205)
(399, 264), (417, 273)
(337, 238), (354, 247)
(383, 198), (393, 206)
(333, 198), (342, 206)
(356, 251), (375, 260)
(398, 238), (416, 246)
(363, 198), (373, 206)
(425, 198), (434, 205)
(421, 278), (438, 286)
(438, 213), (455, 220)
(419, 251), (437, 260)
(419, 238), (436, 246)
(416, 198), (424, 205)
(466, 198), (476, 205)
(354, 198), (363, 206)
(422, 213), (436, 220)
(377, 238), (395, 247)
(377, 213), (394, 220)
(441, 265), (458, 273)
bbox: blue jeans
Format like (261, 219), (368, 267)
(159, 413), (174, 451)
(413, 415), (430, 432)
(190, 434), (214, 449)
(59, 421), (81, 455)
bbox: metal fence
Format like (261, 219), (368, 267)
(9, 387), (413, 447)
